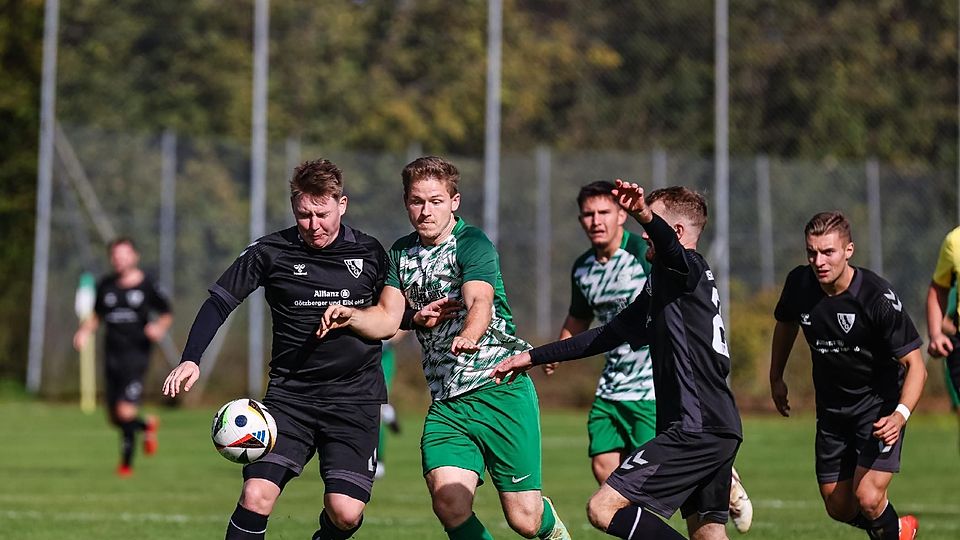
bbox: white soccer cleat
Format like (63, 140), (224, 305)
(374, 462), (386, 479)
(542, 497), (572, 540)
(729, 467), (753, 533)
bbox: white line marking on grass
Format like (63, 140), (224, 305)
(0, 509), (433, 527)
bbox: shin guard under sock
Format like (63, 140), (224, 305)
(312, 509), (363, 540)
(445, 512), (494, 540)
(607, 505), (685, 540)
(865, 502), (899, 540)
(226, 504), (268, 540)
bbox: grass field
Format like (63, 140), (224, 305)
(4, 401), (959, 539)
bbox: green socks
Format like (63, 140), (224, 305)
(536, 497), (557, 538)
(446, 512), (494, 540)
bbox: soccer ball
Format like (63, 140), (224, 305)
(211, 398), (278, 464)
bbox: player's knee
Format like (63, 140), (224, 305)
(325, 504), (363, 530)
(431, 491), (472, 527)
(823, 497), (857, 523)
(586, 495), (615, 531)
(503, 501), (541, 538)
(854, 488), (886, 518)
(239, 480), (281, 515)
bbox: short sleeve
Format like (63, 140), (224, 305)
(774, 267), (802, 322)
(370, 240), (389, 304)
(385, 241), (405, 290)
(932, 230), (960, 288)
(93, 278), (108, 317)
(457, 229), (500, 287)
(568, 266), (592, 320)
(871, 286), (923, 359)
(214, 241), (270, 304)
(147, 278), (172, 314)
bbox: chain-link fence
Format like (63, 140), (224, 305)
(28, 1), (960, 408)
(37, 123), (956, 407)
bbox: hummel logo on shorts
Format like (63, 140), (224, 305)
(511, 474), (532, 484)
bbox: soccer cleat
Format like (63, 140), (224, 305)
(729, 467), (753, 533)
(375, 462), (386, 479)
(899, 514), (919, 540)
(116, 464), (133, 477)
(144, 415), (158, 456)
(542, 497), (572, 540)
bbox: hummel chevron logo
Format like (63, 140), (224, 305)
(883, 289), (902, 312)
(511, 474), (532, 484)
(619, 450), (649, 470)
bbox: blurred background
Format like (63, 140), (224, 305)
(2, 0), (958, 412)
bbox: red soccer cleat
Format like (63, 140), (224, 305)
(116, 464), (133, 477)
(144, 416), (159, 456)
(899, 514), (919, 540)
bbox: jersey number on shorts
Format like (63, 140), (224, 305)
(711, 287), (730, 358)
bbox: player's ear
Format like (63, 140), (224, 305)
(451, 192), (461, 212)
(844, 241), (855, 260)
(338, 195), (348, 216)
(616, 207), (628, 226)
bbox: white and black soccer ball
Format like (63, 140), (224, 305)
(211, 398), (278, 464)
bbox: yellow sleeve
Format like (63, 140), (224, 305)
(932, 227), (960, 288)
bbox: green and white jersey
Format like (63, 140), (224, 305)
(570, 230), (655, 401)
(387, 217), (531, 401)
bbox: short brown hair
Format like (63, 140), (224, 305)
(576, 181), (616, 209)
(804, 211), (852, 244)
(402, 156), (459, 198)
(647, 186), (708, 232)
(290, 159), (343, 200)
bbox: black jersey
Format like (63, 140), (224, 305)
(212, 225), (388, 403)
(608, 218), (741, 438)
(774, 265), (922, 418)
(95, 273), (171, 361)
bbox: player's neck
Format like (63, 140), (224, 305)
(820, 265), (854, 296)
(593, 228), (624, 263)
(116, 268), (144, 288)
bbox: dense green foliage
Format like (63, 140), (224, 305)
(3, 402), (959, 538)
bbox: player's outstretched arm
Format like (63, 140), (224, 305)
(491, 351), (533, 384)
(317, 286), (407, 340)
(544, 315), (591, 375)
(873, 348), (927, 445)
(163, 360), (199, 397)
(770, 321), (799, 417)
(926, 282), (953, 357)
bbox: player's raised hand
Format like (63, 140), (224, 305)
(873, 412), (906, 446)
(490, 351), (533, 384)
(770, 378), (790, 417)
(414, 297), (463, 329)
(317, 304), (355, 339)
(162, 360), (200, 397)
(612, 179), (649, 219)
(451, 335), (480, 355)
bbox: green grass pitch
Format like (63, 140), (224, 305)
(3, 402), (958, 539)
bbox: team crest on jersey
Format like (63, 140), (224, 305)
(104, 292), (117, 307)
(837, 313), (856, 333)
(126, 289), (144, 308)
(293, 263), (307, 276)
(344, 259), (363, 278)
(800, 313), (811, 326)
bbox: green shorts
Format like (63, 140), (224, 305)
(587, 396), (656, 457)
(421, 375), (542, 492)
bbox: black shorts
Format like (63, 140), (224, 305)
(244, 392), (381, 503)
(815, 411), (904, 484)
(104, 354), (149, 406)
(605, 426), (740, 524)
